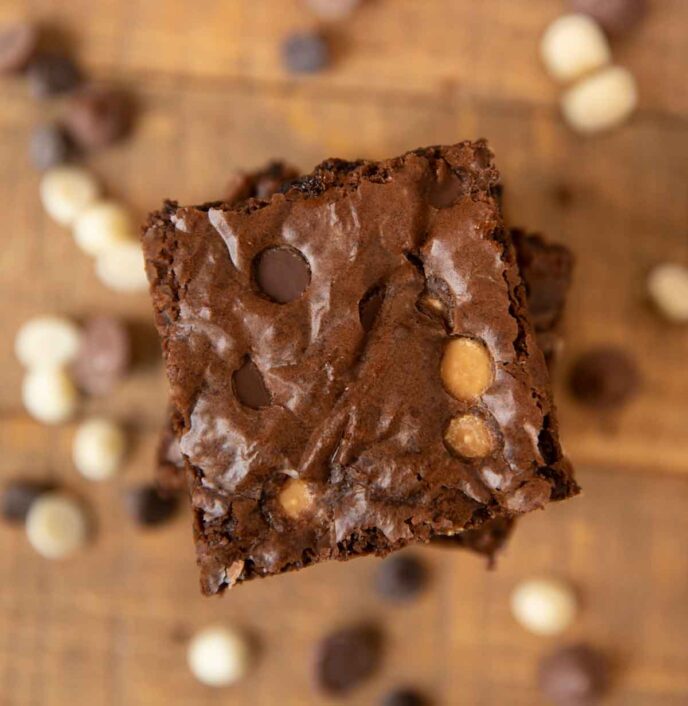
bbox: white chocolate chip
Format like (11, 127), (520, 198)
(647, 263), (688, 323)
(187, 626), (251, 687)
(540, 14), (611, 83)
(510, 577), (578, 635)
(95, 241), (148, 292)
(561, 66), (638, 134)
(279, 478), (315, 518)
(15, 316), (82, 369)
(444, 414), (495, 459)
(73, 200), (135, 256)
(39, 165), (100, 226)
(22, 368), (79, 424)
(26, 493), (88, 559)
(440, 337), (494, 401)
(73, 418), (127, 481)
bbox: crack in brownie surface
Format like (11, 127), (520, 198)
(143, 141), (577, 594)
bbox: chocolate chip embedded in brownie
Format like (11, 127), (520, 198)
(142, 141), (578, 594)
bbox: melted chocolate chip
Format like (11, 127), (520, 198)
(359, 285), (385, 332)
(568, 347), (640, 409)
(255, 246), (310, 304)
(233, 358), (271, 409)
(0, 22), (38, 74)
(1, 480), (53, 523)
(375, 554), (428, 601)
(124, 484), (178, 526)
(537, 644), (610, 705)
(315, 625), (383, 694)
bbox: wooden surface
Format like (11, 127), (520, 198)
(0, 0), (687, 704)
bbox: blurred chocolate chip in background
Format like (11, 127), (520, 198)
(26, 52), (82, 97)
(71, 316), (131, 396)
(570, 0), (647, 37)
(381, 688), (430, 706)
(1, 480), (53, 523)
(315, 625), (383, 694)
(64, 85), (134, 150)
(29, 123), (73, 170)
(0, 21), (38, 74)
(375, 553), (429, 601)
(305, 0), (362, 21)
(124, 484), (179, 527)
(281, 31), (331, 74)
(568, 346), (640, 409)
(538, 643), (611, 705)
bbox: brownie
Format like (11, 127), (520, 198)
(512, 230), (574, 367)
(143, 141), (578, 593)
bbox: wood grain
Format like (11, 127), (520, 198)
(0, 0), (687, 704)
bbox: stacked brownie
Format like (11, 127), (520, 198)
(143, 141), (578, 593)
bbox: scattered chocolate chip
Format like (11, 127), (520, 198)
(29, 123), (72, 170)
(359, 285), (385, 332)
(255, 246), (311, 303)
(1, 480), (53, 523)
(281, 31), (330, 74)
(64, 85), (133, 149)
(124, 484), (178, 526)
(568, 346), (639, 409)
(71, 316), (131, 396)
(381, 688), (429, 706)
(315, 625), (382, 694)
(538, 644), (610, 705)
(0, 21), (38, 74)
(232, 357), (271, 409)
(306, 0), (362, 20)
(375, 554), (428, 601)
(570, 0), (647, 36)
(26, 53), (82, 97)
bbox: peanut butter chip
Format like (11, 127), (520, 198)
(279, 478), (314, 518)
(444, 414), (494, 459)
(440, 337), (494, 401)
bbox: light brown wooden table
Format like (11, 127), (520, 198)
(0, 1), (686, 704)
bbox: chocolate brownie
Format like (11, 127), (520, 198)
(143, 141), (578, 593)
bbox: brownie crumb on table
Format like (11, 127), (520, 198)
(142, 141), (578, 594)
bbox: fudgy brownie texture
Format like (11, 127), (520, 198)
(143, 141), (578, 594)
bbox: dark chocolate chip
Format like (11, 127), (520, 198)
(1, 480), (53, 523)
(26, 53), (82, 97)
(568, 347), (639, 409)
(381, 688), (429, 706)
(570, 0), (647, 36)
(375, 554), (428, 601)
(63, 85), (133, 149)
(281, 31), (330, 74)
(0, 22), (38, 74)
(255, 246), (311, 304)
(359, 285), (385, 332)
(71, 316), (131, 397)
(124, 484), (178, 526)
(315, 625), (383, 694)
(233, 357), (272, 409)
(538, 644), (610, 705)
(29, 123), (72, 170)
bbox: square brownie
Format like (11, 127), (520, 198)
(143, 141), (578, 594)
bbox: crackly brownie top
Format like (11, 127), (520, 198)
(143, 141), (576, 594)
